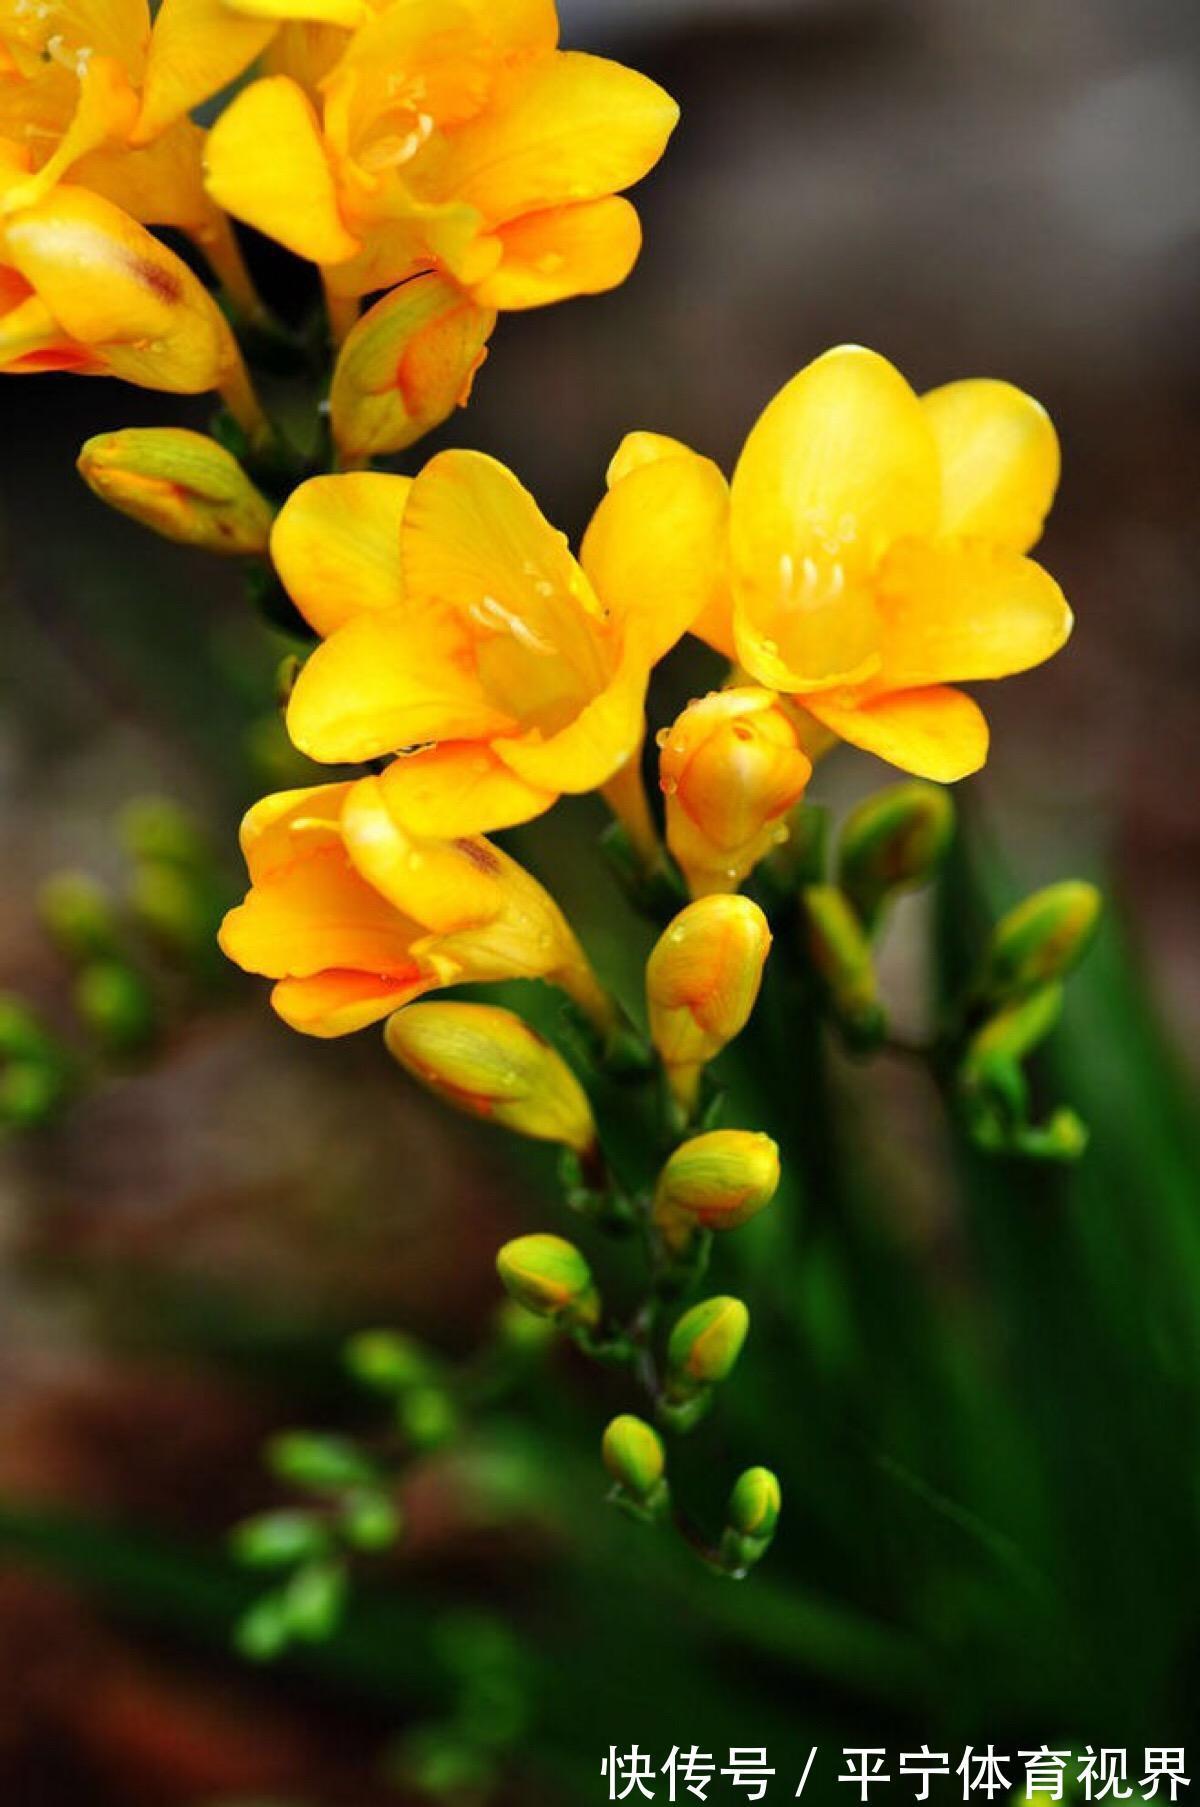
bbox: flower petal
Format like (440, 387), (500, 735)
(340, 774), (506, 932)
(204, 76), (359, 265)
(287, 601), (513, 764)
(803, 685), (989, 782)
(494, 646), (647, 792)
(379, 742), (555, 835)
(581, 443), (729, 665)
(876, 540), (1073, 689)
(135, 0), (275, 142)
(430, 49), (678, 226)
(730, 345), (939, 691)
(0, 56), (139, 213)
(271, 472), (410, 637)
(605, 429), (695, 487)
(460, 0), (558, 55)
(471, 195), (641, 308)
(271, 971), (427, 1037)
(922, 377), (1060, 552)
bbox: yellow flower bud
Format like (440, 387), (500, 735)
(837, 781), (954, 927)
(330, 274), (496, 465)
(653, 1129), (780, 1252)
(666, 1296), (749, 1396)
(803, 885), (885, 1047)
(601, 1415), (666, 1499)
(78, 428), (274, 554)
(646, 895), (772, 1112)
(495, 1234), (600, 1331)
(967, 983), (1064, 1067)
(384, 1002), (596, 1156)
(659, 688), (812, 896)
(980, 881), (1101, 1003)
(727, 1466), (781, 1540)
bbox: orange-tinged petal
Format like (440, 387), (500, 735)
(330, 0), (491, 132)
(271, 970), (428, 1037)
(470, 195), (641, 309)
(76, 118), (210, 232)
(340, 775), (510, 932)
(135, 0), (275, 142)
(803, 685), (989, 782)
(460, 0), (558, 55)
(876, 540), (1073, 690)
(430, 49), (678, 226)
(0, 56), (139, 213)
(401, 448), (610, 730)
(205, 77), (358, 265)
(581, 444), (729, 665)
(330, 274), (495, 464)
(236, 780), (354, 881)
(224, 0), (364, 22)
(287, 600), (513, 765)
(271, 472), (409, 637)
(378, 742), (555, 836)
(730, 345), (939, 692)
(220, 832), (420, 979)
(922, 377), (1060, 553)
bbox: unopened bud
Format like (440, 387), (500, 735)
(117, 796), (210, 870)
(666, 1296), (749, 1399)
(330, 273), (495, 464)
(721, 1466), (781, 1571)
(344, 1329), (433, 1396)
(602, 1414), (667, 1505)
(803, 885), (885, 1048)
(267, 1431), (377, 1493)
(495, 1233), (600, 1331)
(659, 688), (812, 897)
(0, 995), (60, 1064)
(653, 1129), (780, 1253)
(230, 1510), (329, 1569)
(78, 428), (274, 554)
(966, 983), (1064, 1068)
(385, 1002), (596, 1156)
(646, 895), (772, 1113)
(979, 882), (1101, 1003)
(39, 872), (122, 962)
(339, 1489), (402, 1553)
(74, 960), (155, 1054)
(837, 782), (954, 927)
(0, 1059), (69, 1130)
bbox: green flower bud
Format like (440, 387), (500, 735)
(39, 872), (122, 962)
(495, 1234), (600, 1331)
(494, 1298), (558, 1355)
(0, 1059), (69, 1130)
(235, 1589), (292, 1663)
(602, 1415), (666, 1500)
(344, 1329), (433, 1396)
(653, 1130), (780, 1254)
(117, 796), (209, 870)
(727, 1466), (781, 1540)
(267, 1431), (377, 1493)
(837, 782), (954, 926)
(229, 1510), (329, 1569)
(399, 1385), (460, 1451)
(339, 1489), (402, 1553)
(281, 1558), (347, 1642)
(78, 428), (274, 554)
(803, 885), (885, 1047)
(666, 1297), (750, 1397)
(74, 960), (156, 1055)
(967, 982), (1064, 1065)
(0, 995), (58, 1063)
(128, 861), (217, 959)
(979, 881), (1101, 1003)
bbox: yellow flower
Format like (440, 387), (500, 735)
(219, 775), (614, 1038)
(645, 895), (771, 1111)
(274, 443), (728, 835)
(0, 160), (262, 432)
(673, 346), (1071, 782)
(384, 999), (596, 1154)
(202, 0), (678, 315)
(659, 686), (812, 896)
(0, 0), (259, 311)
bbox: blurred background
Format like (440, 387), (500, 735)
(0, 0), (1198, 1801)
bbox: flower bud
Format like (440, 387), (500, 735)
(653, 1129), (780, 1253)
(495, 1234), (600, 1331)
(979, 881), (1101, 1003)
(39, 872), (122, 962)
(837, 782), (954, 927)
(267, 1432), (377, 1493)
(230, 1510), (330, 1569)
(330, 273), (496, 464)
(967, 983), (1064, 1068)
(74, 960), (156, 1055)
(602, 1414), (666, 1500)
(727, 1466), (782, 1541)
(385, 1002), (596, 1156)
(803, 885), (885, 1048)
(646, 895), (771, 1112)
(78, 428), (274, 553)
(344, 1329), (433, 1397)
(659, 688), (811, 897)
(666, 1296), (749, 1398)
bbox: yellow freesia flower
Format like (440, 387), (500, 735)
(0, 0), (258, 311)
(202, 0), (678, 319)
(0, 154), (262, 432)
(657, 346), (1072, 782)
(272, 443), (729, 835)
(219, 775), (615, 1038)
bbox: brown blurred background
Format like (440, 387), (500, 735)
(0, 0), (1197, 1799)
